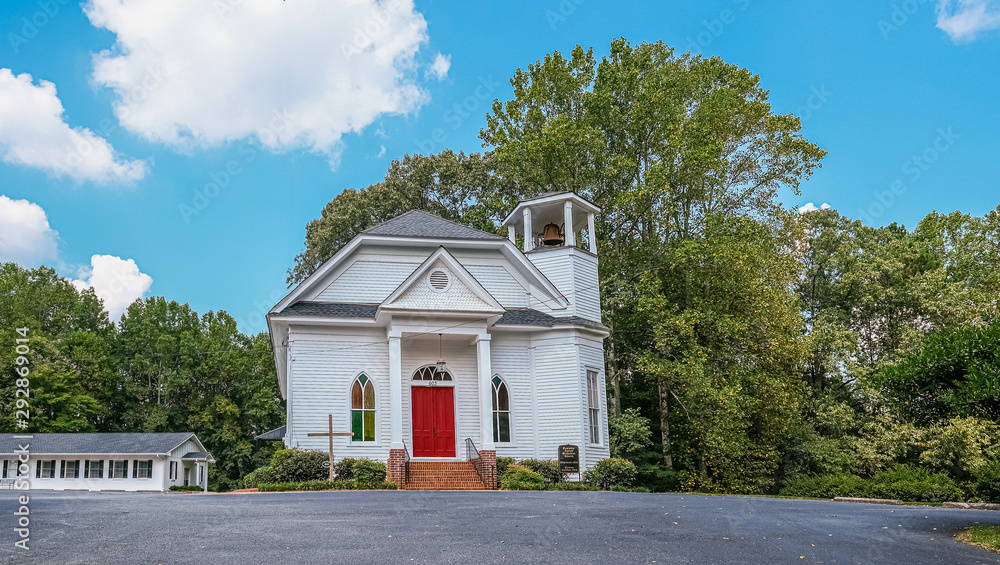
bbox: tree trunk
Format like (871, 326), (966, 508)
(658, 381), (673, 469)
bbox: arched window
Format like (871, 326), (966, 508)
(491, 375), (511, 443)
(351, 374), (376, 442)
(412, 365), (453, 381)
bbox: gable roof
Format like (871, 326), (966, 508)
(277, 302), (378, 319)
(364, 210), (505, 240)
(380, 247), (504, 316)
(0, 433), (204, 455)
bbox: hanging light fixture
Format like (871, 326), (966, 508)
(436, 333), (447, 373)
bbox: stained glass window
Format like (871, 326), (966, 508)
(351, 374), (376, 442)
(492, 375), (511, 443)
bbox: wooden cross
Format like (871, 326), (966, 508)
(307, 414), (354, 480)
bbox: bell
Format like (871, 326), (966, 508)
(542, 223), (564, 246)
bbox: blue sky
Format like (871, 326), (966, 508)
(1, 0), (998, 334)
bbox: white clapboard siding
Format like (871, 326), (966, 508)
(532, 338), (584, 462)
(490, 335), (536, 460)
(400, 340), (481, 459)
(528, 248), (601, 322)
(288, 333), (392, 462)
(465, 264), (529, 308)
(579, 337), (610, 468)
(315, 260), (420, 303)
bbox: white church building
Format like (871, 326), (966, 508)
(267, 192), (610, 489)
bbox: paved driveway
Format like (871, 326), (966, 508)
(2, 490), (1000, 564)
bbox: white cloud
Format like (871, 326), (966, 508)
(799, 202), (831, 214)
(935, 0), (1000, 41)
(84, 0), (433, 168)
(72, 254), (153, 320)
(0, 69), (147, 183)
(0, 195), (58, 266)
(429, 53), (451, 80)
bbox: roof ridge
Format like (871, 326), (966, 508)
(362, 208), (504, 240)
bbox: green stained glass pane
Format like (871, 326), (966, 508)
(351, 381), (363, 409)
(363, 381), (375, 409)
(492, 376), (501, 387)
(363, 411), (375, 441)
(352, 411), (362, 441)
(497, 413), (510, 443)
(359, 374), (368, 386)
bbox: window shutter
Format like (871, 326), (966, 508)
(98, 460), (104, 478)
(133, 460), (138, 478)
(2, 460), (7, 479)
(74, 460), (80, 479)
(35, 461), (40, 478)
(84, 460), (89, 479)
(147, 460), (153, 479)
(60, 460), (65, 479)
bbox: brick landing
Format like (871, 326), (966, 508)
(403, 461), (488, 491)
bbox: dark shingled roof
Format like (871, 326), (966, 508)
(181, 451), (210, 460)
(277, 302), (378, 318)
(495, 308), (607, 330)
(255, 426), (286, 440)
(0, 433), (198, 455)
(363, 210), (505, 240)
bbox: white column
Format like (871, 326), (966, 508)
(389, 331), (404, 449)
(476, 334), (495, 451)
(522, 209), (533, 252)
(564, 201), (576, 247)
(507, 226), (516, 243)
(587, 212), (597, 254)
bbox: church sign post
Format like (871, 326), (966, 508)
(307, 414), (354, 480)
(558, 444), (579, 477)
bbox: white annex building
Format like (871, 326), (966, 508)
(267, 192), (610, 489)
(0, 433), (213, 492)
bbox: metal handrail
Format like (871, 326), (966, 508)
(465, 438), (488, 487)
(402, 443), (411, 487)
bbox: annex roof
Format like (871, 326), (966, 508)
(0, 433), (204, 455)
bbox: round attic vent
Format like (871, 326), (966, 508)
(428, 269), (450, 292)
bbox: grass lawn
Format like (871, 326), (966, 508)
(958, 525), (1000, 553)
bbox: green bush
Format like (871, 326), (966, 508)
(353, 459), (387, 486)
(610, 485), (650, 493)
(258, 479), (398, 492)
(169, 485), (204, 492)
(973, 461), (1000, 502)
(866, 465), (962, 503)
(609, 408), (654, 460)
(270, 449), (329, 483)
(335, 457), (359, 480)
(496, 457), (515, 479)
(636, 463), (679, 492)
(500, 464), (546, 491)
(518, 459), (563, 483)
(779, 473), (867, 499)
(583, 458), (637, 490)
(242, 466), (277, 489)
(546, 482), (598, 491)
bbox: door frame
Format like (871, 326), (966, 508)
(409, 381), (459, 458)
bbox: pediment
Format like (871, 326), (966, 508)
(380, 249), (504, 315)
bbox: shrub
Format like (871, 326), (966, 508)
(500, 464), (546, 491)
(546, 482), (598, 491)
(866, 465), (962, 503)
(583, 458), (637, 490)
(353, 459), (387, 486)
(610, 485), (650, 493)
(973, 461), (1000, 503)
(242, 466), (277, 489)
(636, 463), (679, 492)
(257, 480), (398, 492)
(270, 449), (329, 483)
(609, 408), (653, 460)
(919, 417), (1000, 481)
(779, 473), (867, 499)
(496, 457), (515, 479)
(335, 457), (359, 480)
(169, 485), (203, 492)
(518, 459), (563, 483)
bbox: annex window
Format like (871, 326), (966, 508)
(35, 460), (56, 479)
(351, 374), (376, 442)
(84, 460), (104, 479)
(491, 375), (511, 443)
(587, 369), (600, 444)
(110, 460), (128, 479)
(134, 460), (152, 479)
(61, 460), (80, 479)
(412, 365), (452, 382)
(169, 461), (177, 481)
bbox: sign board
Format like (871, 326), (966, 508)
(558, 444), (579, 474)
(322, 461), (331, 468)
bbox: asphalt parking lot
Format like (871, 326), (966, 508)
(2, 490), (999, 564)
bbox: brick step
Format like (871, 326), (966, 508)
(407, 471), (481, 478)
(401, 460), (489, 490)
(407, 463), (477, 470)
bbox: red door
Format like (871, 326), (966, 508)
(411, 387), (456, 457)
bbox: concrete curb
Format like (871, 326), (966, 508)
(832, 497), (903, 505)
(943, 502), (1000, 510)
